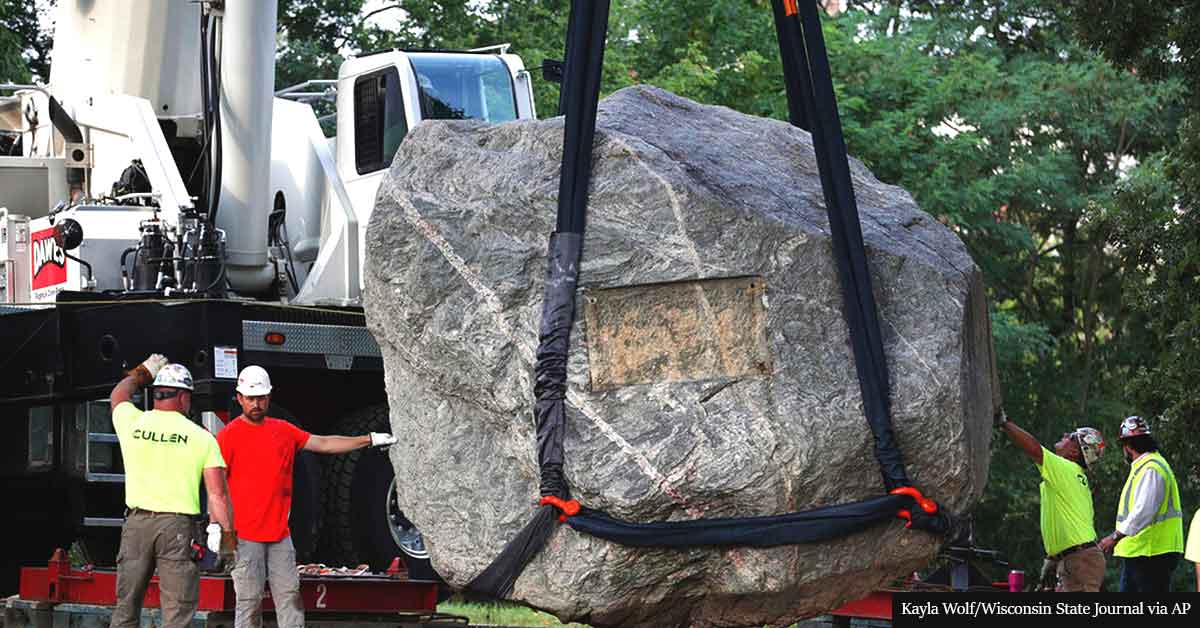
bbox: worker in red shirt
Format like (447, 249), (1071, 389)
(216, 365), (397, 628)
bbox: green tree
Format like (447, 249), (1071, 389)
(827, 2), (1184, 587)
(0, 0), (52, 82)
(589, 0), (1185, 582)
(275, 0), (367, 89)
(1069, 0), (1200, 590)
(0, 26), (29, 83)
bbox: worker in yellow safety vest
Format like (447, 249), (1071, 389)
(998, 410), (1106, 591)
(1187, 507), (1200, 592)
(1098, 415), (1184, 592)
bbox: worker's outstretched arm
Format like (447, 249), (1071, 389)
(302, 434), (367, 453)
(304, 434), (369, 454)
(110, 354), (168, 410)
(1000, 419), (1044, 465)
(304, 432), (396, 454)
(203, 466), (234, 530)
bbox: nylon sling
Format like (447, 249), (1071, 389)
(468, 0), (952, 598)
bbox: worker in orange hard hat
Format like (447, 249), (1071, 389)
(997, 410), (1106, 591)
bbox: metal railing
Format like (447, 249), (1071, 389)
(0, 83), (47, 96)
(276, 80), (337, 103)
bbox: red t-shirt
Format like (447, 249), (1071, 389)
(217, 416), (311, 543)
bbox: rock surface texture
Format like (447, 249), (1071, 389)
(364, 85), (997, 628)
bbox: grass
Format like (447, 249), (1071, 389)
(435, 600), (838, 627)
(435, 600), (845, 628)
(438, 599), (591, 627)
(434, 600), (854, 628)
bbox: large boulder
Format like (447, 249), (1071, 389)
(364, 85), (997, 627)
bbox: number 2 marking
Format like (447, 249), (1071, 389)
(316, 583), (328, 608)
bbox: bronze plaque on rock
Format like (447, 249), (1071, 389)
(582, 276), (771, 390)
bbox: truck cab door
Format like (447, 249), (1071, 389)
(335, 51), (535, 225)
(295, 51), (533, 306)
(334, 55), (422, 235)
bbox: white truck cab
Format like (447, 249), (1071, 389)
(274, 48), (537, 305)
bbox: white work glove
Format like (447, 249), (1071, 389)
(206, 523), (221, 553)
(143, 354), (169, 378)
(369, 432), (397, 448)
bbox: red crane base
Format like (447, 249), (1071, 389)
(18, 549), (438, 614)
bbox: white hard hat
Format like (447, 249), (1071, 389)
(236, 365), (272, 396)
(153, 363), (194, 391)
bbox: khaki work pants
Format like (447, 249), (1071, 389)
(1057, 544), (1106, 592)
(231, 535), (304, 628)
(111, 511), (200, 628)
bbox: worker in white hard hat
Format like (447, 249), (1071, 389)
(997, 410), (1106, 591)
(217, 365), (397, 628)
(109, 355), (234, 628)
(1098, 415), (1184, 591)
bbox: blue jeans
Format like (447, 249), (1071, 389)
(1118, 553), (1180, 592)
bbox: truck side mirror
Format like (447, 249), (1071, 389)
(541, 59), (564, 84)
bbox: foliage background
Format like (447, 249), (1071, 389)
(3, 0), (1196, 592)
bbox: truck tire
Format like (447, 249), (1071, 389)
(323, 404), (439, 581)
(289, 449), (322, 562)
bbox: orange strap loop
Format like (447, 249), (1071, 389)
(890, 487), (937, 529)
(540, 496), (582, 522)
(783, 0), (799, 16)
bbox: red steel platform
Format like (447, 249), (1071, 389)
(18, 550), (438, 614)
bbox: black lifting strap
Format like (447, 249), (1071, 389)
(467, 0), (609, 598)
(774, 0), (909, 492)
(468, 0), (951, 599)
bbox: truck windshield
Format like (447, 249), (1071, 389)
(410, 54), (518, 123)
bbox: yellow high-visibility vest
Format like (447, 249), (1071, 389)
(1114, 452), (1184, 557)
